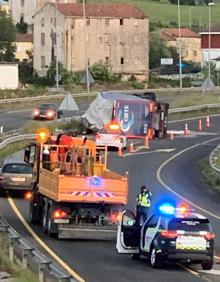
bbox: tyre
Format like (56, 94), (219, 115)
(150, 247), (163, 269)
(42, 204), (48, 233)
(131, 253), (140, 260)
(201, 260), (213, 270)
(47, 206), (58, 238)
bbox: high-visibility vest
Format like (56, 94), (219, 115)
(137, 193), (151, 207)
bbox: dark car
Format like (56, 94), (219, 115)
(32, 103), (62, 120)
(116, 202), (214, 269)
(0, 163), (33, 191)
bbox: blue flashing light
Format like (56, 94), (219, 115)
(158, 203), (175, 216)
(88, 176), (102, 187)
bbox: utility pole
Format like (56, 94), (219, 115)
(178, 0), (182, 89)
(55, 0), (59, 89)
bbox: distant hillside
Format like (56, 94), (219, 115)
(87, 0), (220, 30)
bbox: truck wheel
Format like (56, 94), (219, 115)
(150, 247), (162, 269)
(47, 206), (58, 238)
(201, 260), (213, 270)
(42, 204), (48, 233)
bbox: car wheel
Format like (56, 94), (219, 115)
(201, 260), (213, 270)
(131, 253), (140, 260)
(150, 247), (162, 269)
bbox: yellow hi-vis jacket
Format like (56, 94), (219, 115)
(137, 192), (151, 207)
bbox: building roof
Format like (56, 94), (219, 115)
(200, 22), (220, 33)
(160, 28), (200, 41)
(54, 3), (147, 19)
(15, 33), (33, 43)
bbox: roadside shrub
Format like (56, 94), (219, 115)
(90, 61), (110, 82)
(129, 80), (145, 89)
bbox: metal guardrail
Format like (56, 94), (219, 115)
(0, 133), (35, 150)
(0, 217), (77, 282)
(169, 103), (220, 113)
(209, 144), (220, 179)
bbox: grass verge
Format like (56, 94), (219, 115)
(0, 141), (30, 164)
(200, 158), (220, 193)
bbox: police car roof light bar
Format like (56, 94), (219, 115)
(158, 203), (175, 215)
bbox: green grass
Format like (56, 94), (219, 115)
(0, 141), (30, 162)
(88, 0), (220, 27)
(200, 158), (220, 193)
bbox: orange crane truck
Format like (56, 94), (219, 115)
(24, 129), (128, 239)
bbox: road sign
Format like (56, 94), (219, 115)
(161, 58), (173, 65)
(55, 74), (62, 82)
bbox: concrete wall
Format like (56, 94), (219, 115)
(0, 64), (19, 90)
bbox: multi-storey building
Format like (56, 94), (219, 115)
(33, 2), (149, 81)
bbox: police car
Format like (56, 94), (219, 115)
(116, 202), (214, 269)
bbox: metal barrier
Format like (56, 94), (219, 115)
(209, 144), (220, 180)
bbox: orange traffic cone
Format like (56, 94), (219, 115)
(198, 119), (202, 131)
(128, 142), (134, 153)
(144, 136), (149, 148)
(206, 115), (210, 128)
(184, 123), (189, 136)
(169, 132), (174, 140)
(117, 146), (123, 157)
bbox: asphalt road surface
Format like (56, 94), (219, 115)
(0, 113), (220, 281)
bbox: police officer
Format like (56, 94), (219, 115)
(136, 185), (152, 226)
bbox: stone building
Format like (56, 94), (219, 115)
(33, 2), (149, 81)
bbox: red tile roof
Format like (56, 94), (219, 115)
(55, 3), (147, 19)
(15, 33), (33, 43)
(160, 28), (200, 41)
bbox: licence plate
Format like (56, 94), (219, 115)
(176, 235), (206, 250)
(39, 115), (46, 117)
(11, 177), (25, 182)
(54, 219), (70, 224)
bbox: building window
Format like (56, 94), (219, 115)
(193, 50), (197, 57)
(105, 19), (110, 26)
(41, 56), (45, 68)
(71, 19), (75, 29)
(105, 57), (109, 64)
(41, 33), (45, 46)
(21, 0), (24, 7)
(120, 19), (123, 25)
(51, 18), (53, 23)
(54, 17), (56, 26)
(41, 18), (45, 27)
(86, 19), (90, 25)
(120, 57), (124, 65)
(104, 34), (110, 43)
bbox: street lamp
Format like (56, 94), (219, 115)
(177, 0), (182, 89)
(55, 0), (59, 89)
(82, 0), (90, 93)
(208, 2), (214, 81)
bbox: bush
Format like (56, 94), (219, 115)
(129, 80), (145, 89)
(89, 61), (111, 82)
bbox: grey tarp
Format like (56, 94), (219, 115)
(82, 92), (147, 129)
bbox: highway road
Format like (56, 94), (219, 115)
(1, 111), (220, 281)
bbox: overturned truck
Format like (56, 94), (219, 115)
(83, 92), (169, 139)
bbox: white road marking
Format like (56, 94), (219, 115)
(122, 148), (176, 157)
(7, 109), (33, 113)
(198, 269), (220, 275)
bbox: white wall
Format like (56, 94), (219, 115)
(201, 49), (220, 67)
(0, 64), (19, 90)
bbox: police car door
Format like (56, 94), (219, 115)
(141, 215), (159, 252)
(116, 211), (140, 254)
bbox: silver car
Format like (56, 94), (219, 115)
(0, 163), (32, 191)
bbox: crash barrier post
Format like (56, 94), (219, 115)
(0, 218), (77, 282)
(206, 115), (210, 128)
(144, 136), (149, 148)
(198, 119), (202, 131)
(184, 123), (190, 136)
(117, 145), (123, 157)
(128, 143), (134, 153)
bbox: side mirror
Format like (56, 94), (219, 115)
(24, 146), (31, 164)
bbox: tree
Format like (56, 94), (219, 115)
(16, 16), (28, 34)
(149, 32), (171, 69)
(0, 8), (16, 62)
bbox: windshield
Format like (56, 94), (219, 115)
(168, 218), (211, 232)
(2, 164), (33, 174)
(39, 104), (55, 110)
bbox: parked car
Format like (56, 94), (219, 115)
(0, 162), (33, 191)
(32, 103), (62, 120)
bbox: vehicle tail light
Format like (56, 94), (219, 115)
(110, 212), (122, 222)
(46, 110), (55, 117)
(52, 209), (67, 219)
(160, 230), (177, 239)
(204, 232), (215, 240)
(109, 123), (120, 131)
(33, 109), (39, 116)
(24, 191), (32, 200)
